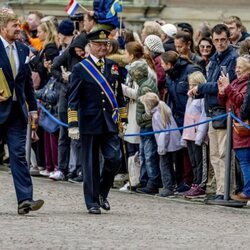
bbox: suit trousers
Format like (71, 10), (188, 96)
(81, 133), (121, 209)
(0, 102), (33, 202)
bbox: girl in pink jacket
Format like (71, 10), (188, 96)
(182, 71), (209, 198)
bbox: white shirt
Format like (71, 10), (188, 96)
(0, 35), (20, 73)
(90, 54), (104, 65)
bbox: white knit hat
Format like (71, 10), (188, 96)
(161, 24), (177, 38)
(144, 35), (165, 53)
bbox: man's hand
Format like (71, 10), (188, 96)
(68, 127), (80, 140)
(0, 90), (9, 102)
(29, 111), (38, 130)
(62, 71), (71, 83)
(187, 86), (198, 97)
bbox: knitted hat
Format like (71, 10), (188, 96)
(161, 24), (177, 38)
(144, 35), (165, 53)
(128, 59), (148, 82)
(58, 19), (74, 36)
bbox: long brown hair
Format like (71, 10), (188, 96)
(161, 51), (179, 66)
(125, 41), (155, 71)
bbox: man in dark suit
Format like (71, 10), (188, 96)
(68, 29), (125, 214)
(0, 11), (44, 214)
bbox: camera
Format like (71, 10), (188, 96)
(70, 13), (84, 22)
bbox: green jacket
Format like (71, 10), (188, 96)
(136, 72), (159, 128)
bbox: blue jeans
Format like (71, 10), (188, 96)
(139, 127), (161, 189)
(235, 148), (250, 197)
(160, 153), (175, 191)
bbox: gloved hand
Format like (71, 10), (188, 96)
(68, 127), (80, 140)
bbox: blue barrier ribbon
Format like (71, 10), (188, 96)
(36, 103), (250, 137)
(37, 102), (68, 128)
(124, 113), (228, 137)
(230, 112), (250, 130)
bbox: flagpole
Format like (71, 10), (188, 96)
(119, 0), (123, 36)
(78, 3), (89, 13)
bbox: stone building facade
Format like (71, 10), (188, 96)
(4, 0), (250, 31)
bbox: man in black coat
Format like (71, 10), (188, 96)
(68, 29), (125, 214)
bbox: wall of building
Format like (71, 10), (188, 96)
(5, 0), (250, 32)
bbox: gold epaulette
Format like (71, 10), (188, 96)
(68, 108), (78, 124)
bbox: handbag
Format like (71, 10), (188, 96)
(233, 120), (250, 137)
(31, 71), (41, 90)
(127, 151), (140, 187)
(39, 110), (60, 134)
(210, 106), (227, 129)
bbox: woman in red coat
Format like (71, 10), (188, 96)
(218, 55), (250, 202)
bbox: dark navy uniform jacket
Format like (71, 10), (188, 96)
(68, 55), (125, 134)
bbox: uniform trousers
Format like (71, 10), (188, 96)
(81, 133), (121, 209)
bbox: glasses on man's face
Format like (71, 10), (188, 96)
(91, 41), (110, 47)
(199, 44), (212, 49)
(213, 38), (228, 44)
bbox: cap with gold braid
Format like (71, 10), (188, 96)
(87, 29), (110, 43)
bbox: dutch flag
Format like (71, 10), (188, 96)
(65, 0), (80, 16)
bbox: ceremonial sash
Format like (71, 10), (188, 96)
(80, 58), (119, 123)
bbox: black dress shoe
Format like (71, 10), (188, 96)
(88, 207), (101, 214)
(99, 195), (110, 211)
(18, 199), (44, 215)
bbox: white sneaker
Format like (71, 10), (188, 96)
(39, 169), (51, 177)
(119, 182), (130, 192)
(49, 170), (65, 181)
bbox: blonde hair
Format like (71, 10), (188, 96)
(142, 21), (163, 38)
(188, 71), (206, 86)
(140, 92), (171, 128)
(38, 20), (58, 48)
(0, 11), (18, 29)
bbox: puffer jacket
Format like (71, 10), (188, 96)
(166, 57), (201, 127)
(182, 98), (208, 146)
(135, 67), (158, 128)
(152, 105), (182, 155)
(218, 75), (250, 149)
(197, 46), (238, 116)
(35, 77), (60, 117)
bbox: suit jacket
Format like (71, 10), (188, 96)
(0, 39), (37, 124)
(68, 56), (125, 134)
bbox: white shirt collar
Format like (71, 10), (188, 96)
(0, 35), (16, 50)
(90, 54), (104, 64)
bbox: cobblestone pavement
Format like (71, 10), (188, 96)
(0, 170), (250, 250)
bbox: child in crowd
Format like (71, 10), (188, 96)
(182, 71), (209, 198)
(140, 92), (182, 197)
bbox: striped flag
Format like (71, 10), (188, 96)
(65, 0), (80, 16)
(106, 0), (123, 19)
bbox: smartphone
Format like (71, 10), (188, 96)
(221, 66), (227, 76)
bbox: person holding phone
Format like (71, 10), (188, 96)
(188, 24), (238, 200)
(218, 55), (250, 202)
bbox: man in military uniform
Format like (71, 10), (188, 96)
(68, 29), (125, 214)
